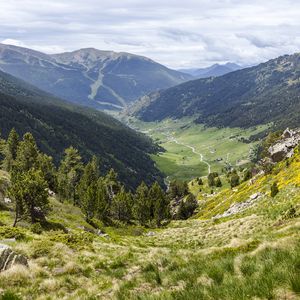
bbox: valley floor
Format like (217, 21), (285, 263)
(124, 117), (268, 182)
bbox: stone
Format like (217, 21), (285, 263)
(268, 128), (300, 162)
(0, 244), (28, 272)
(4, 198), (12, 204)
(145, 231), (156, 237)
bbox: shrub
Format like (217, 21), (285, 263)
(48, 232), (94, 249)
(30, 223), (43, 234)
(0, 226), (27, 240)
(270, 182), (279, 197)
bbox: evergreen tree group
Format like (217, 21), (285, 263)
(1, 128), (194, 228)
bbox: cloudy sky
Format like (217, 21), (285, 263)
(0, 0), (300, 68)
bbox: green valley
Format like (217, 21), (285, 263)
(124, 117), (268, 182)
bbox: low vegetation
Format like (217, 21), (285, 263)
(0, 128), (299, 299)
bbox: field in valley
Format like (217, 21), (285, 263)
(125, 117), (268, 182)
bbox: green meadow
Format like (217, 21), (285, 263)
(127, 118), (268, 181)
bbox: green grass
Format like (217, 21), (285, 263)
(125, 117), (268, 182)
(1, 152), (300, 299)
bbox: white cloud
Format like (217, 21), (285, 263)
(0, 0), (300, 68)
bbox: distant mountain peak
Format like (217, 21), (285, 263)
(178, 62), (243, 78)
(0, 43), (192, 110)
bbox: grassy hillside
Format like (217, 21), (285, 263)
(123, 117), (267, 182)
(134, 52), (300, 130)
(0, 70), (163, 189)
(0, 148), (300, 299)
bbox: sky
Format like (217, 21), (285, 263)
(0, 0), (300, 69)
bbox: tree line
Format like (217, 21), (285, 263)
(0, 129), (197, 228)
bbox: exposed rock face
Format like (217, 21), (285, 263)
(268, 128), (300, 162)
(213, 192), (264, 219)
(0, 244), (28, 272)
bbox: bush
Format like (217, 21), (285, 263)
(47, 231), (94, 249)
(0, 226), (27, 240)
(270, 182), (279, 197)
(30, 223), (43, 234)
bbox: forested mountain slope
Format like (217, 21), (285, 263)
(0, 70), (163, 188)
(0, 44), (191, 110)
(134, 53), (300, 129)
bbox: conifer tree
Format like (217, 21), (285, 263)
(8, 169), (49, 226)
(2, 128), (20, 171)
(95, 178), (111, 222)
(149, 182), (169, 226)
(111, 186), (133, 223)
(133, 182), (150, 226)
(57, 146), (83, 203)
(37, 153), (57, 191)
(78, 156), (99, 204)
(14, 133), (39, 172)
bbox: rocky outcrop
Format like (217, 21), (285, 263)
(268, 128), (300, 162)
(0, 244), (28, 272)
(213, 193), (264, 219)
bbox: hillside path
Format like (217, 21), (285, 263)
(163, 131), (211, 174)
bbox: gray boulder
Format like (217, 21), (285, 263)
(0, 244), (28, 272)
(268, 128), (300, 162)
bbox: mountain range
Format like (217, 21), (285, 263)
(0, 70), (163, 188)
(0, 44), (192, 110)
(133, 52), (300, 130)
(178, 62), (243, 78)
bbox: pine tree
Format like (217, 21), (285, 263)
(95, 178), (111, 223)
(177, 194), (198, 220)
(105, 169), (121, 200)
(81, 181), (98, 221)
(37, 153), (57, 191)
(14, 133), (39, 172)
(8, 169), (49, 226)
(149, 182), (169, 226)
(78, 156), (99, 205)
(111, 186), (133, 223)
(2, 128), (20, 171)
(230, 173), (240, 188)
(207, 173), (215, 187)
(133, 182), (150, 226)
(57, 146), (83, 203)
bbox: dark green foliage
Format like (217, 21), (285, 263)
(0, 70), (163, 189)
(133, 182), (151, 226)
(197, 177), (203, 185)
(243, 169), (252, 181)
(111, 187), (133, 223)
(149, 182), (170, 226)
(57, 147), (83, 204)
(0, 291), (22, 300)
(208, 172), (221, 187)
(1, 128), (19, 171)
(8, 169), (49, 226)
(215, 177), (222, 187)
(136, 53), (300, 130)
(168, 180), (189, 199)
(271, 182), (279, 197)
(14, 132), (39, 173)
(0, 226), (27, 240)
(230, 173), (240, 188)
(177, 194), (198, 220)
